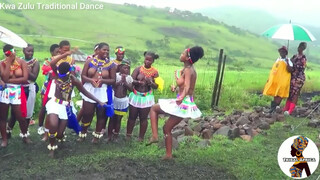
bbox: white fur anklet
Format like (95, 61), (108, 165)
(92, 132), (103, 139)
(79, 132), (87, 138)
(19, 131), (30, 138)
(47, 144), (58, 151)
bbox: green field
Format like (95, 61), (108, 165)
(1, 0), (320, 179)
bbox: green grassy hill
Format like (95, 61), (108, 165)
(0, 0), (296, 69)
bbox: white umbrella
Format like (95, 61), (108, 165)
(0, 26), (28, 48)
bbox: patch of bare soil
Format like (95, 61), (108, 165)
(71, 158), (236, 180)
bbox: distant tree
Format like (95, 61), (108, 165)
(136, 16), (144, 23)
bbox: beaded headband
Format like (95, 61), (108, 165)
(115, 47), (125, 54)
(187, 48), (193, 64)
(4, 49), (15, 56)
(57, 67), (71, 78)
(120, 60), (130, 66)
(94, 44), (99, 51)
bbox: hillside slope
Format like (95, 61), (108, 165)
(0, 0), (309, 69)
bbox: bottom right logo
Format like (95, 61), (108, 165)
(278, 135), (319, 179)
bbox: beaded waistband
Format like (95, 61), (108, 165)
(54, 97), (70, 106)
(133, 89), (153, 96)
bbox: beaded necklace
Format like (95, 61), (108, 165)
(139, 66), (157, 78)
(11, 60), (21, 72)
(56, 77), (72, 100)
(3, 59), (20, 72)
(22, 57), (37, 69)
(113, 59), (122, 65)
(89, 57), (115, 79)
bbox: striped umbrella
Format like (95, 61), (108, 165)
(262, 23), (316, 41)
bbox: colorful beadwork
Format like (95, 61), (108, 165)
(139, 66), (158, 78)
(89, 57), (115, 79)
(56, 78), (72, 100)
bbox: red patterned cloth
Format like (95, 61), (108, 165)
(20, 86), (27, 118)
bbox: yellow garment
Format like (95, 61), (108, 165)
(263, 59), (291, 98)
(154, 77), (164, 92)
(114, 110), (127, 116)
(55, 56), (73, 66)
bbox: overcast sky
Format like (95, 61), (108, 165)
(97, 0), (319, 27)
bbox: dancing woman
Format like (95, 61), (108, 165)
(46, 51), (104, 157)
(148, 46), (203, 159)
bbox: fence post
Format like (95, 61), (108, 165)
(211, 49), (223, 109)
(216, 55), (227, 106)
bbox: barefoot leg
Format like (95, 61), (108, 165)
(163, 115), (183, 159)
(138, 107), (151, 141)
(0, 103), (9, 147)
(126, 105), (138, 140)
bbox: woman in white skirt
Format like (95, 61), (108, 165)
(0, 44), (31, 147)
(46, 55), (104, 157)
(126, 51), (161, 141)
(147, 46), (204, 160)
(78, 42), (116, 143)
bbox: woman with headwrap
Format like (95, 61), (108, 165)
(290, 136), (311, 177)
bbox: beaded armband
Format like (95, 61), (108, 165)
(48, 132), (58, 138)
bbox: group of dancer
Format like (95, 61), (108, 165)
(263, 42), (308, 115)
(0, 40), (204, 159)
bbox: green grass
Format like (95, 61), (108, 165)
(1, 114), (320, 179)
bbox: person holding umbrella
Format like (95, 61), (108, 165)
(263, 46), (292, 113)
(283, 42), (308, 115)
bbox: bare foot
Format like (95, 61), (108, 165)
(162, 155), (173, 160)
(23, 137), (32, 144)
(146, 137), (158, 146)
(137, 137), (144, 142)
(41, 134), (48, 142)
(48, 151), (55, 158)
(1, 141), (8, 147)
(91, 137), (99, 144)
